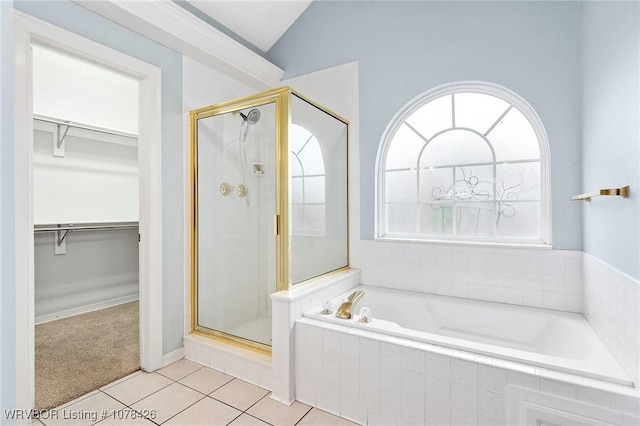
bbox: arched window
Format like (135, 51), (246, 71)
(290, 124), (326, 236)
(377, 82), (550, 245)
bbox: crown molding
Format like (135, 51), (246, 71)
(74, 0), (284, 89)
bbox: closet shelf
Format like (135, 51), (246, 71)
(34, 222), (139, 246)
(34, 114), (138, 141)
(571, 185), (630, 202)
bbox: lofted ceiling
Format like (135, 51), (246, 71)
(186, 1), (312, 53)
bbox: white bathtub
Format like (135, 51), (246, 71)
(304, 285), (632, 386)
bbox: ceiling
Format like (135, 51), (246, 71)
(186, 1), (312, 53)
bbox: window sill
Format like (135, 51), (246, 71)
(374, 236), (552, 250)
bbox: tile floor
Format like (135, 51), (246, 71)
(32, 359), (357, 426)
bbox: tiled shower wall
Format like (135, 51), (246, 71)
(354, 241), (583, 312)
(583, 253), (640, 387)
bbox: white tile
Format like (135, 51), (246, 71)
(402, 370), (425, 397)
(46, 392), (125, 426)
(540, 379), (576, 399)
(477, 391), (505, 421)
(424, 399), (450, 426)
(340, 399), (367, 425)
(307, 326), (323, 347)
(425, 352), (450, 379)
(360, 338), (380, 360)
(477, 415), (505, 426)
(478, 366), (507, 395)
(359, 357), (380, 383)
(451, 407), (478, 426)
(450, 383), (477, 412)
(323, 329), (341, 350)
(401, 392), (424, 422)
(380, 364), (402, 389)
(228, 413), (269, 426)
(507, 371), (539, 390)
(340, 374), (360, 400)
(316, 393), (341, 417)
(425, 376), (449, 404)
(321, 368), (341, 397)
(451, 359), (477, 388)
(576, 386), (616, 409)
(617, 395), (640, 416)
(341, 353), (360, 377)
(296, 384), (316, 407)
(543, 292), (565, 310)
(157, 359), (202, 381)
(358, 379), (379, 409)
(379, 386), (402, 415)
(380, 342), (402, 367)
(401, 347), (424, 374)
(368, 411), (397, 426)
(341, 333), (359, 356)
(324, 348), (341, 372)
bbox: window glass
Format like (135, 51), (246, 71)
(379, 84), (548, 243)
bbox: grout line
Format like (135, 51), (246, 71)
(157, 392), (207, 426)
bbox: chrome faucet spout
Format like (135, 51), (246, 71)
(336, 290), (365, 319)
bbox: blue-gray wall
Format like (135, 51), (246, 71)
(1, 0), (16, 419)
(12, 1), (185, 357)
(582, 2), (640, 280)
(268, 1), (583, 249)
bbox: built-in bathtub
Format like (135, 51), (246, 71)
(304, 285), (632, 387)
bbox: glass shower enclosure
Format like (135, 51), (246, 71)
(190, 88), (349, 354)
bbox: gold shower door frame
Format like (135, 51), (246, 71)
(190, 87), (350, 356)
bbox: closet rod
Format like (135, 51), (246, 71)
(33, 114), (138, 140)
(34, 223), (139, 233)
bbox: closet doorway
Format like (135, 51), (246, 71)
(14, 12), (163, 411)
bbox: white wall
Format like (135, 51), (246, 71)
(32, 42), (138, 134)
(33, 123), (138, 224)
(580, 0), (640, 389)
(32, 42), (140, 322)
(581, 2), (639, 281)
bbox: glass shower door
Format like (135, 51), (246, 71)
(194, 102), (276, 347)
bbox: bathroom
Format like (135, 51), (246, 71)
(1, 1), (639, 425)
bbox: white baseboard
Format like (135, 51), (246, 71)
(35, 294), (139, 325)
(162, 347), (185, 367)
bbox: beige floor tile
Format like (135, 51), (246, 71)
(95, 414), (155, 426)
(297, 408), (358, 426)
(156, 359), (202, 381)
(210, 379), (269, 411)
(130, 382), (204, 424)
(102, 372), (172, 406)
(228, 413), (270, 426)
(41, 392), (125, 426)
(178, 367), (233, 394)
(164, 396), (241, 426)
(99, 371), (143, 391)
(247, 396), (311, 426)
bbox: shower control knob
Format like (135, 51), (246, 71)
(237, 184), (248, 198)
(220, 182), (233, 196)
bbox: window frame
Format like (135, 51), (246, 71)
(375, 82), (552, 247)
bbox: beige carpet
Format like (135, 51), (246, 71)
(35, 301), (140, 410)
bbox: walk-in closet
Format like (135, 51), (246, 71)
(32, 42), (141, 409)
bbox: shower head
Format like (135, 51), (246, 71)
(239, 108), (261, 125)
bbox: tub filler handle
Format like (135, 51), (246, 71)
(336, 290), (365, 319)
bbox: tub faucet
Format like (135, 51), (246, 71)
(336, 290), (365, 319)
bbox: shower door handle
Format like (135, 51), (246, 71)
(274, 214), (280, 236)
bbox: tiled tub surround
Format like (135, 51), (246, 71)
(306, 286), (630, 386)
(295, 318), (640, 426)
(354, 241), (583, 313)
(583, 253), (640, 389)
(184, 269), (361, 404)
